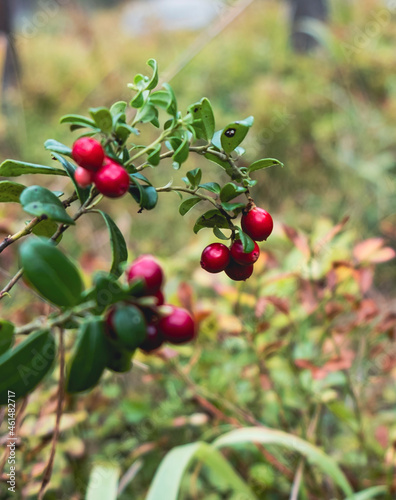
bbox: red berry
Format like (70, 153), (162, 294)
(94, 158), (130, 198)
(241, 207), (273, 241)
(126, 255), (164, 295)
(200, 243), (230, 273)
(72, 137), (104, 172)
(140, 323), (164, 353)
(230, 239), (260, 266)
(153, 290), (165, 306)
(225, 259), (254, 281)
(74, 166), (94, 188)
(158, 306), (196, 344)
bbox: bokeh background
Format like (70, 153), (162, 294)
(1, 1), (396, 498)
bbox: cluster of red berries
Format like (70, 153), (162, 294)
(72, 137), (130, 198)
(105, 255), (197, 356)
(200, 207), (273, 281)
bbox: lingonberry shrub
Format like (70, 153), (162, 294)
(0, 60), (283, 483)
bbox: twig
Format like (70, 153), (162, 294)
(0, 268), (24, 300)
(38, 328), (65, 499)
(117, 460), (143, 496)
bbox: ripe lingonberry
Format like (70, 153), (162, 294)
(74, 166), (94, 188)
(153, 290), (165, 306)
(126, 255), (164, 295)
(225, 259), (254, 281)
(200, 243), (230, 273)
(230, 239), (260, 266)
(94, 158), (130, 198)
(140, 323), (164, 353)
(158, 306), (196, 344)
(241, 207), (273, 241)
(72, 137), (104, 172)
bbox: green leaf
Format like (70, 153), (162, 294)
(0, 330), (56, 405)
(213, 227), (230, 240)
(0, 320), (14, 356)
(146, 58), (159, 90)
(96, 211), (128, 278)
(221, 201), (246, 212)
(238, 230), (255, 253)
(135, 103), (158, 125)
(179, 197), (202, 216)
(173, 134), (189, 165)
(248, 158), (283, 173)
(150, 90), (171, 109)
(188, 98), (215, 141)
(163, 83), (178, 117)
(110, 101), (127, 117)
(90, 107), (113, 134)
(115, 123), (139, 144)
(20, 238), (84, 307)
(92, 272), (127, 312)
(204, 152), (234, 176)
(32, 219), (60, 240)
(44, 139), (72, 157)
(211, 130), (223, 150)
(110, 303), (147, 351)
(0, 159), (67, 177)
(194, 210), (230, 234)
(220, 183), (246, 203)
(51, 152), (90, 204)
(66, 319), (108, 394)
(198, 182), (221, 194)
(186, 168), (202, 189)
(60, 114), (98, 129)
(130, 90), (148, 109)
(147, 144), (161, 166)
(0, 181), (26, 203)
(106, 342), (133, 373)
(213, 427), (354, 497)
(20, 185), (75, 225)
(146, 441), (257, 500)
(85, 464), (120, 500)
(129, 180), (158, 211)
(221, 116), (254, 154)
(344, 486), (387, 500)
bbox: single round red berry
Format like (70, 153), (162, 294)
(74, 166), (94, 188)
(200, 243), (231, 273)
(230, 239), (260, 266)
(72, 137), (104, 172)
(126, 255), (164, 295)
(225, 259), (254, 281)
(140, 323), (164, 353)
(158, 306), (196, 344)
(94, 158), (130, 198)
(241, 207), (273, 241)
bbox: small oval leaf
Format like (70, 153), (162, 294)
(20, 185), (75, 225)
(0, 181), (26, 203)
(179, 197), (202, 216)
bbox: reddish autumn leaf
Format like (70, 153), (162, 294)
(282, 224), (310, 258)
(353, 238), (395, 264)
(355, 267), (374, 294)
(177, 281), (194, 313)
(298, 278), (319, 314)
(265, 295), (290, 315)
(357, 298), (380, 323)
(377, 312), (396, 338)
(325, 301), (345, 319)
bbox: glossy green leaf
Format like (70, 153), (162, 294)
(213, 227), (230, 240)
(173, 134), (189, 165)
(92, 272), (126, 311)
(130, 90), (148, 109)
(51, 152), (90, 204)
(0, 159), (67, 177)
(44, 139), (72, 157)
(85, 464), (120, 500)
(198, 182), (221, 194)
(147, 144), (161, 166)
(163, 83), (177, 116)
(221, 116), (254, 154)
(110, 101), (127, 116)
(135, 103), (158, 124)
(106, 342), (133, 373)
(186, 168), (201, 189)
(0, 181), (26, 203)
(204, 152), (234, 176)
(213, 427), (353, 497)
(90, 107), (113, 134)
(97, 211), (128, 278)
(20, 238), (84, 307)
(20, 185), (75, 225)
(60, 114), (98, 129)
(110, 303), (147, 351)
(149, 90), (171, 109)
(129, 181), (158, 211)
(194, 210), (230, 234)
(221, 201), (246, 212)
(115, 123), (139, 144)
(238, 230), (255, 253)
(32, 219), (60, 240)
(0, 330), (56, 405)
(188, 98), (215, 141)
(146, 441), (257, 500)
(220, 183), (247, 203)
(146, 58), (159, 90)
(179, 197), (202, 216)
(344, 486), (387, 500)
(66, 319), (108, 394)
(0, 320), (14, 356)
(248, 158), (283, 173)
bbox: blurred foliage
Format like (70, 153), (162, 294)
(1, 0), (396, 497)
